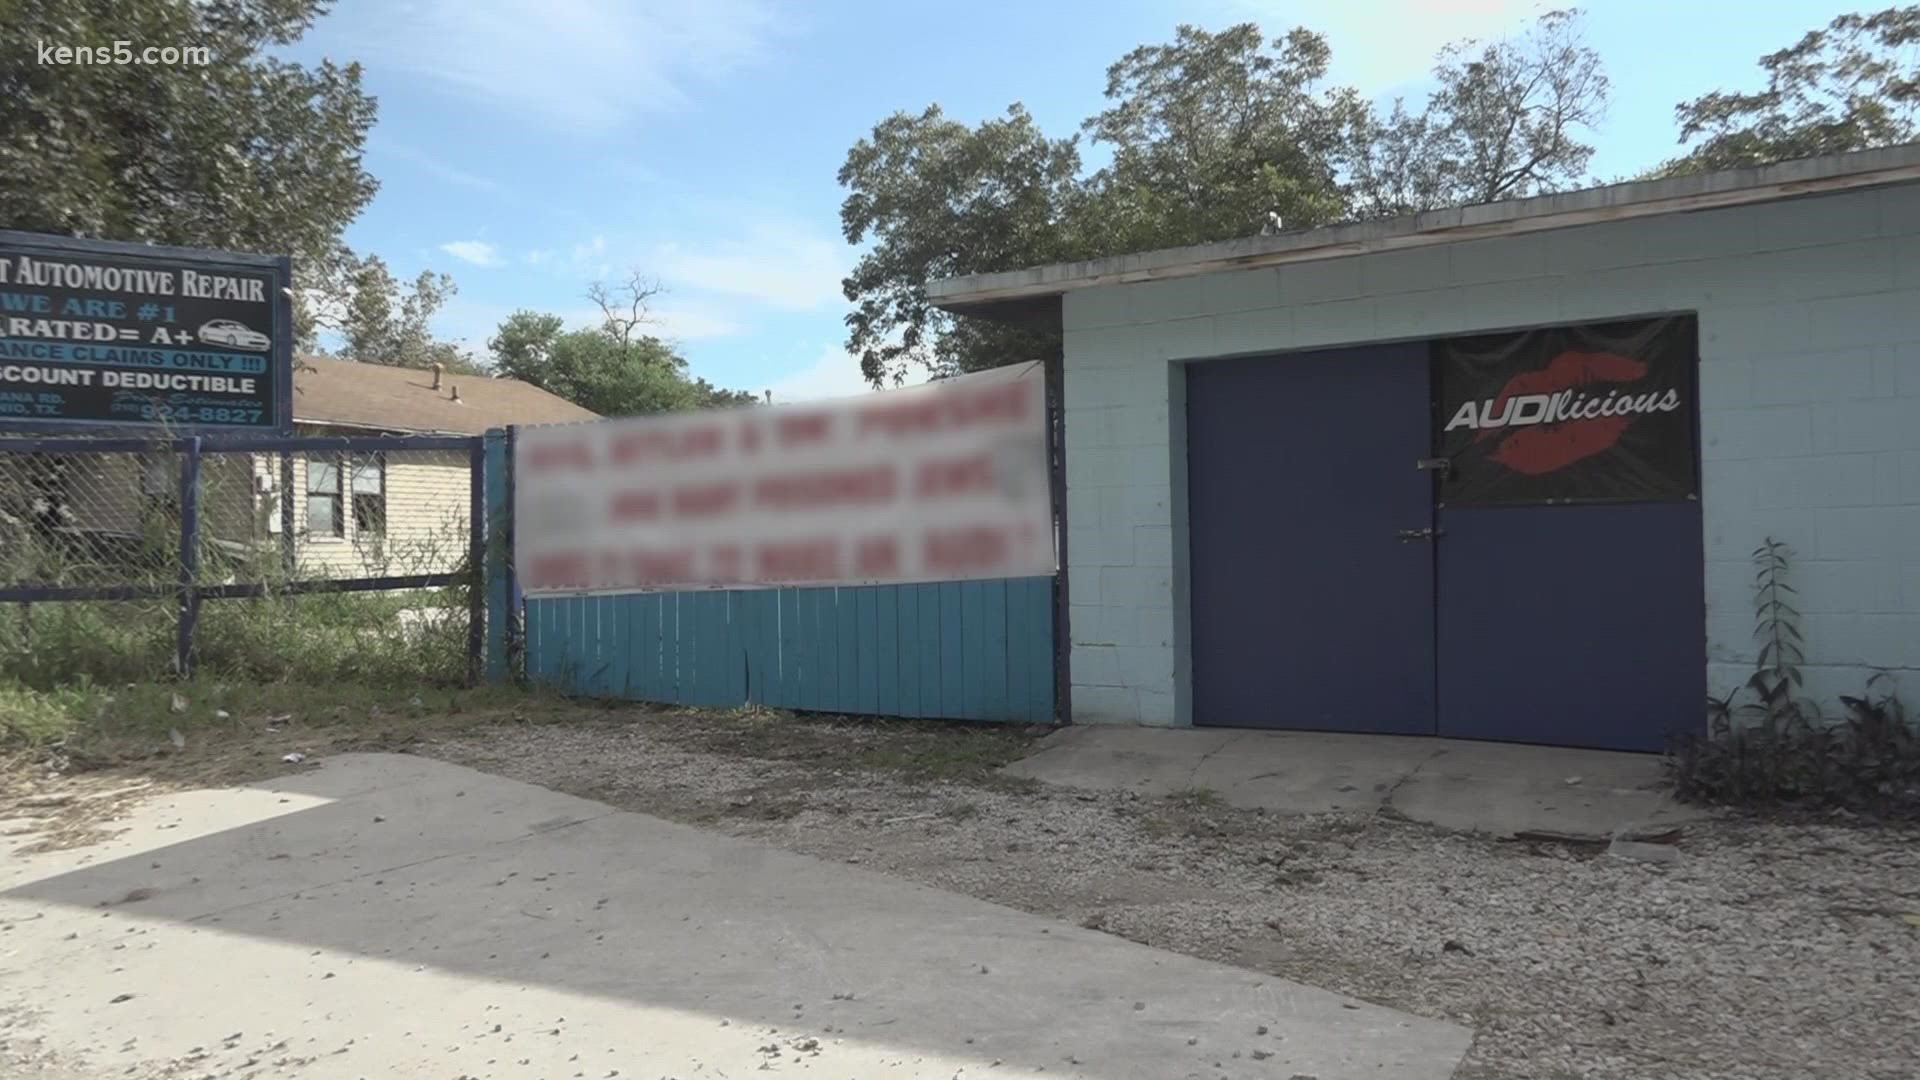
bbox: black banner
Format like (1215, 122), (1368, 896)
(1435, 315), (1698, 505)
(0, 231), (291, 432)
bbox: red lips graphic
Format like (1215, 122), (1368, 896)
(1478, 350), (1647, 475)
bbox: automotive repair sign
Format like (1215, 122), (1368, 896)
(0, 230), (291, 432)
(1435, 314), (1698, 505)
(514, 362), (1055, 593)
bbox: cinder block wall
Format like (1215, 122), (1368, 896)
(1061, 185), (1920, 726)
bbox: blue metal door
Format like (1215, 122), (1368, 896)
(1435, 502), (1705, 751)
(1186, 346), (1436, 733)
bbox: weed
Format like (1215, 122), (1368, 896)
(1670, 539), (1919, 818)
(1, 517), (475, 690)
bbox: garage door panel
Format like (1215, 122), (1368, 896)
(1436, 502), (1706, 751)
(1186, 347), (1436, 734)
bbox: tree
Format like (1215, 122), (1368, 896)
(839, 105), (1083, 387)
(837, 12), (1616, 384)
(0, 0), (378, 334)
(1081, 25), (1357, 248)
(1345, 9), (1608, 215)
(311, 254), (477, 371)
(1660, 6), (1919, 174)
(488, 275), (753, 416)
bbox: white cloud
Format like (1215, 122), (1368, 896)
(763, 344), (923, 405)
(439, 240), (505, 267)
(654, 222), (847, 311)
(337, 0), (782, 133)
(565, 235), (612, 279)
(571, 235), (607, 263)
(525, 249), (554, 266)
(1231, 0), (1541, 95)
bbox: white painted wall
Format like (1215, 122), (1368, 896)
(1061, 185), (1920, 725)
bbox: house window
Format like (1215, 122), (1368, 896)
(350, 453), (385, 537)
(305, 455), (343, 538)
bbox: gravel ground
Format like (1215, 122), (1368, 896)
(425, 716), (1920, 1080)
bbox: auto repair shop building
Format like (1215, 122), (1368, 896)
(929, 145), (1920, 752)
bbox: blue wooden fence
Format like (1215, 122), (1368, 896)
(522, 577), (1054, 723)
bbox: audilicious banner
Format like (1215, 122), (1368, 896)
(1435, 315), (1699, 506)
(0, 231), (292, 432)
(513, 362), (1054, 595)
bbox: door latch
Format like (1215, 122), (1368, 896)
(1415, 457), (1452, 475)
(1397, 527), (1444, 542)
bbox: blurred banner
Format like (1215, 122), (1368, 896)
(513, 362), (1054, 595)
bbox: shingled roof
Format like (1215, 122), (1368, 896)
(293, 355), (599, 435)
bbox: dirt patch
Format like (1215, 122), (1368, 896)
(8, 696), (1919, 1080)
(425, 711), (1920, 1080)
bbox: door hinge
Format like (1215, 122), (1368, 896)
(1397, 527), (1444, 542)
(1415, 457), (1452, 475)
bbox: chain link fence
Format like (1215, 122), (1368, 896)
(1, 434), (485, 688)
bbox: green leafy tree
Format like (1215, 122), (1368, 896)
(1660, 6), (1919, 174)
(1345, 9), (1608, 215)
(838, 15), (1611, 385)
(839, 105), (1083, 387)
(1081, 25), (1357, 248)
(0, 0), (378, 341)
(309, 254), (477, 372)
(488, 275), (753, 416)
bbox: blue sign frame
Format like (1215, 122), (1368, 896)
(0, 229), (293, 436)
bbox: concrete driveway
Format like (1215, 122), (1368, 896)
(0, 754), (1470, 1080)
(1005, 727), (1705, 837)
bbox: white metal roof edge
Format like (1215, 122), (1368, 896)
(927, 143), (1920, 311)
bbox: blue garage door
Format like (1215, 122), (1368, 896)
(1435, 503), (1705, 750)
(1186, 345), (1437, 734)
(1184, 316), (1705, 751)
(1430, 315), (1705, 751)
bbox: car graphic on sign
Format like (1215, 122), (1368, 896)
(197, 319), (271, 351)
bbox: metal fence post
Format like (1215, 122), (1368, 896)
(175, 437), (202, 678)
(504, 425), (522, 684)
(279, 448), (295, 576)
(467, 436), (486, 687)
(1046, 354), (1071, 725)
(483, 428), (515, 684)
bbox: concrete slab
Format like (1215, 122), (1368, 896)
(1005, 727), (1705, 837)
(0, 753), (1470, 1080)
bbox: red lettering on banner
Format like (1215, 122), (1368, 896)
(923, 526), (1010, 573)
(708, 545), (744, 580)
(914, 452), (995, 497)
(859, 380), (1030, 437)
(754, 466), (897, 509)
(778, 412), (832, 446)
(526, 442), (594, 472)
(756, 539), (841, 581)
(609, 490), (661, 521)
(858, 397), (940, 437)
(854, 536), (900, 576)
(610, 430), (666, 465)
(738, 422), (763, 454)
(672, 482), (740, 517)
(629, 549), (696, 584)
(528, 552), (589, 588)
(610, 425), (725, 465)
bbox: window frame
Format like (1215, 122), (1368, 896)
(349, 451), (387, 540)
(304, 453), (344, 540)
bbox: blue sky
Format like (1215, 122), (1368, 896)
(293, 0), (1847, 402)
